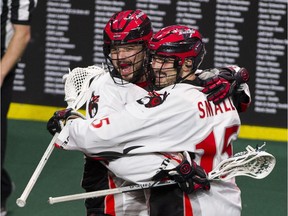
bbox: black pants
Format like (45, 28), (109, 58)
(150, 184), (185, 216)
(1, 69), (15, 207)
(81, 158), (112, 216)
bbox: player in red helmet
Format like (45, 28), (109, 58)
(145, 25), (243, 215)
(80, 10), (154, 216)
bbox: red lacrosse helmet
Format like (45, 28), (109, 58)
(103, 9), (153, 56)
(103, 10), (153, 85)
(148, 25), (206, 72)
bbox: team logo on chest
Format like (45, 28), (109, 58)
(137, 91), (169, 108)
(88, 92), (100, 118)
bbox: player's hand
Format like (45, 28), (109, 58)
(152, 152), (210, 194)
(197, 66), (250, 104)
(47, 108), (84, 135)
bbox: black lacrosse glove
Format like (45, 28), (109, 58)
(197, 66), (250, 105)
(47, 108), (82, 135)
(152, 154), (210, 194)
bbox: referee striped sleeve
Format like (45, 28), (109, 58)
(11, 0), (37, 24)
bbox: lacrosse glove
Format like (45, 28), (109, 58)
(196, 66), (250, 105)
(47, 108), (84, 135)
(152, 153), (210, 194)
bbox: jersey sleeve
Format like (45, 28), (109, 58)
(11, 0), (38, 24)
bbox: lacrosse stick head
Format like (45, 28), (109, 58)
(208, 144), (276, 181)
(63, 65), (106, 110)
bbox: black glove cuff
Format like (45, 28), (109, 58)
(47, 117), (62, 135)
(173, 158), (194, 182)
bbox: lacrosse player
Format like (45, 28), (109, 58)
(49, 10), (153, 216)
(1, 0), (38, 214)
(47, 11), (250, 215)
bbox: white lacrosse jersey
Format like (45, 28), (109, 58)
(57, 82), (242, 215)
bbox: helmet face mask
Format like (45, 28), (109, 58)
(149, 54), (179, 89)
(103, 10), (153, 84)
(107, 43), (147, 84)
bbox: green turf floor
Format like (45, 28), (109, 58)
(3, 120), (287, 215)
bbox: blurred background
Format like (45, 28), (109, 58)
(4, 0), (287, 215)
(9, 0), (287, 134)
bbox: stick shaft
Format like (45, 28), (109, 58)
(49, 187), (123, 204)
(49, 180), (176, 204)
(16, 133), (59, 207)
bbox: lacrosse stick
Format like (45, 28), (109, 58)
(48, 143), (276, 204)
(16, 65), (106, 207)
(207, 143), (275, 180)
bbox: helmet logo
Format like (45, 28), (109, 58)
(113, 34), (121, 38)
(135, 11), (145, 19)
(189, 29), (196, 35)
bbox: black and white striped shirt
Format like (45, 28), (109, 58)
(1, 0), (37, 56)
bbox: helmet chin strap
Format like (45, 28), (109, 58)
(177, 71), (195, 83)
(175, 58), (195, 84)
